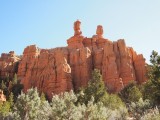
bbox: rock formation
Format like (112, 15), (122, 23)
(0, 20), (147, 99)
(0, 51), (20, 79)
(18, 46), (72, 99)
(0, 89), (6, 102)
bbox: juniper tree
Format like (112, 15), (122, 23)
(77, 69), (125, 110)
(119, 81), (142, 103)
(144, 50), (160, 104)
(77, 69), (108, 105)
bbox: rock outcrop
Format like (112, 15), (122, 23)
(0, 90), (6, 102)
(0, 20), (147, 99)
(0, 51), (20, 79)
(18, 46), (72, 99)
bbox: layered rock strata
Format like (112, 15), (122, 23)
(0, 20), (147, 99)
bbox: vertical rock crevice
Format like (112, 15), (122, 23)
(0, 20), (147, 99)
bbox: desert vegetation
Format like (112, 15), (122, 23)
(0, 51), (160, 120)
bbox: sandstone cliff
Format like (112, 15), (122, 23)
(0, 51), (20, 79)
(0, 20), (146, 99)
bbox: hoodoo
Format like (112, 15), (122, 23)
(0, 20), (146, 99)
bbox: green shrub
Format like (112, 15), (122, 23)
(119, 81), (142, 103)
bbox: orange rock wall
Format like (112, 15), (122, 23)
(16, 36), (146, 99)
(18, 46), (72, 99)
(0, 51), (20, 79)
(68, 35), (146, 93)
(0, 21), (147, 99)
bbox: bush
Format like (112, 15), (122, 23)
(140, 107), (160, 120)
(12, 88), (49, 120)
(50, 90), (80, 120)
(128, 98), (152, 119)
(50, 91), (112, 120)
(119, 81), (142, 103)
(105, 94), (126, 110)
(0, 101), (10, 117)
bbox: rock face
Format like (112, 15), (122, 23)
(18, 45), (72, 99)
(0, 90), (6, 102)
(0, 20), (147, 99)
(0, 51), (20, 79)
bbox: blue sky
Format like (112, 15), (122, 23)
(0, 1), (160, 63)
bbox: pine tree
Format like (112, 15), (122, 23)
(77, 69), (125, 110)
(40, 92), (46, 102)
(77, 69), (108, 105)
(1, 81), (6, 90)
(0, 81), (9, 98)
(144, 50), (160, 104)
(8, 92), (14, 110)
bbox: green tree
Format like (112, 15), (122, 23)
(40, 92), (46, 102)
(0, 80), (9, 98)
(128, 86), (142, 102)
(0, 101), (10, 117)
(8, 92), (14, 110)
(77, 69), (108, 105)
(77, 69), (125, 110)
(0, 81), (7, 90)
(105, 94), (126, 110)
(144, 50), (160, 104)
(119, 81), (142, 103)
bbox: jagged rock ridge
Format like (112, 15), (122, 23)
(0, 20), (146, 99)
